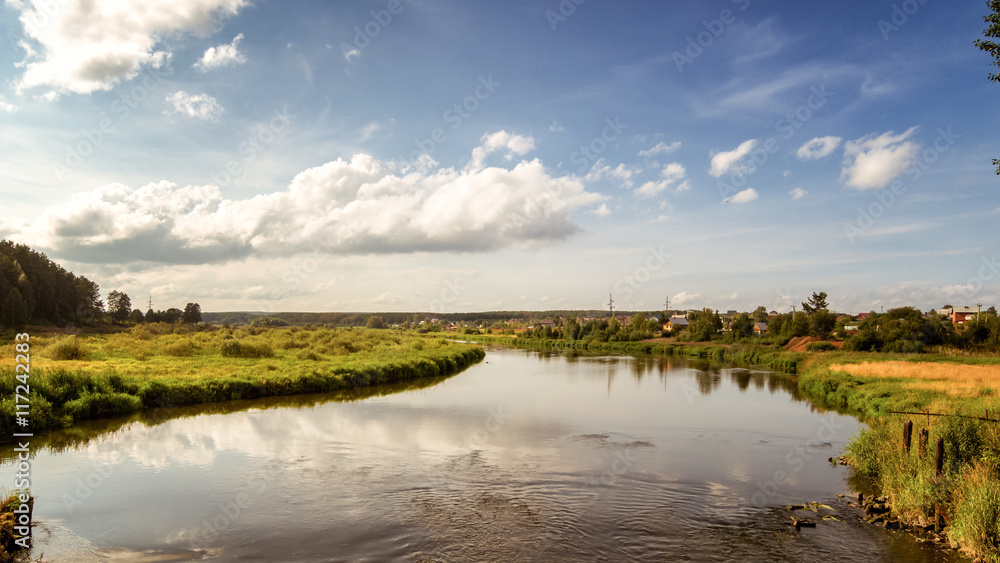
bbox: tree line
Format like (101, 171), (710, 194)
(0, 240), (202, 329)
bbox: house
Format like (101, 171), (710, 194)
(753, 322), (768, 336)
(843, 325), (860, 334)
(664, 316), (689, 332)
(946, 306), (980, 324)
(536, 319), (556, 328)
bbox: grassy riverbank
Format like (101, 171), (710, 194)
(441, 333), (806, 373)
(795, 353), (1000, 561)
(0, 325), (484, 440)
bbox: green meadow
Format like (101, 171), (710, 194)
(0, 325), (484, 439)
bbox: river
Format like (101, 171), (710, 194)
(1, 346), (967, 561)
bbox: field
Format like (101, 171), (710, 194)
(830, 361), (1000, 399)
(0, 325), (484, 439)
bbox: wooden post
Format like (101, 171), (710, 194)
(918, 428), (928, 459)
(935, 437), (944, 478)
(903, 421), (913, 453)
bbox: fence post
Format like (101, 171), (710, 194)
(935, 437), (944, 478)
(918, 428), (928, 459)
(903, 420), (913, 453)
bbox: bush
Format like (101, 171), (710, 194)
(806, 342), (837, 352)
(163, 340), (194, 357)
(42, 336), (88, 361)
(219, 340), (274, 359)
(296, 349), (321, 361)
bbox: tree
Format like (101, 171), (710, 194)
(1, 287), (29, 328)
(789, 312), (809, 337)
(808, 309), (836, 339)
(129, 309), (145, 324)
(730, 312), (754, 339)
(977, 0), (1000, 172)
(145, 308), (159, 323)
(688, 308), (721, 341)
(182, 302), (202, 324)
(162, 308), (183, 323)
(366, 315), (386, 329)
(752, 306), (768, 323)
(107, 290), (131, 325)
(801, 292), (829, 314)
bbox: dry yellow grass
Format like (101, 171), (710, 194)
(830, 361), (1000, 397)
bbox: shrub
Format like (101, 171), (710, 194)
(296, 349), (321, 361)
(163, 340), (194, 357)
(806, 342), (836, 352)
(42, 336), (88, 361)
(219, 340), (274, 359)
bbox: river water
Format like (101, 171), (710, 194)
(2, 347), (967, 562)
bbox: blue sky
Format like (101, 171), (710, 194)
(0, 0), (998, 315)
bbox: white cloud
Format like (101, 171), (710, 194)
(10, 0), (248, 95)
(841, 127), (920, 189)
(549, 121), (565, 133)
(636, 163), (688, 197)
(592, 203), (612, 217)
(585, 160), (638, 189)
(796, 136), (842, 160)
(709, 139), (757, 177)
(0, 100), (19, 112)
(790, 188), (807, 200)
(165, 91), (223, 121)
(467, 131), (535, 170)
(638, 141), (681, 157)
(672, 291), (700, 306)
(26, 132), (605, 263)
(729, 188), (759, 203)
(193, 33), (246, 72)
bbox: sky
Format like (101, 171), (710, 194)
(0, 0), (998, 315)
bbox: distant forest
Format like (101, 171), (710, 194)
(0, 240), (102, 328)
(202, 310), (649, 327)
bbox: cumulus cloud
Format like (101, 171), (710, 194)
(638, 141), (681, 157)
(709, 139), (757, 177)
(0, 100), (19, 112)
(841, 127), (920, 189)
(729, 188), (759, 203)
(796, 136), (842, 160)
(635, 163), (688, 197)
(26, 132), (605, 263)
(193, 33), (246, 72)
(790, 188), (807, 200)
(165, 91), (223, 121)
(467, 131), (535, 170)
(10, 0), (248, 95)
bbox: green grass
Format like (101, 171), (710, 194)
(0, 325), (484, 440)
(443, 333), (806, 373)
(799, 353), (1000, 561)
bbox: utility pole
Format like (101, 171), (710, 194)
(608, 293), (615, 319)
(977, 302), (983, 321)
(664, 294), (670, 317)
(147, 295), (153, 310)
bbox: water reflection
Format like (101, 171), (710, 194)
(0, 373), (455, 461)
